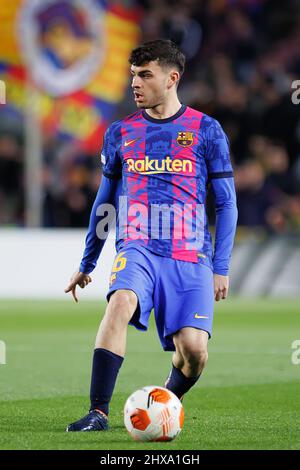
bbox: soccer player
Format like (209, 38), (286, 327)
(65, 39), (238, 431)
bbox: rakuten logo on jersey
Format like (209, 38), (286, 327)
(126, 156), (193, 174)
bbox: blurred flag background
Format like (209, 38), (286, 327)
(0, 0), (141, 227)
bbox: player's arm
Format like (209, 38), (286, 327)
(211, 177), (237, 300)
(65, 124), (122, 302)
(64, 175), (119, 302)
(205, 118), (238, 301)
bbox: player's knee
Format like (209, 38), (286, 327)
(183, 345), (208, 372)
(108, 290), (137, 322)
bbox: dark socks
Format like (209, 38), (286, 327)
(90, 348), (124, 416)
(165, 364), (201, 399)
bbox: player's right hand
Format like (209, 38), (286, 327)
(64, 271), (92, 303)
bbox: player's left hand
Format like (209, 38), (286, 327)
(213, 274), (229, 301)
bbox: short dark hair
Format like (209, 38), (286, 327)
(129, 39), (185, 76)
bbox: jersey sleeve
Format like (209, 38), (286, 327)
(204, 117), (237, 275)
(205, 119), (234, 180)
(101, 125), (122, 180)
(79, 175), (119, 274)
(211, 177), (238, 275)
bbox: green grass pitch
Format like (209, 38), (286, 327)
(0, 298), (299, 450)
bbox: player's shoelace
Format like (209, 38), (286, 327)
(66, 409), (108, 432)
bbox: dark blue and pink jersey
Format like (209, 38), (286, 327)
(80, 104), (238, 275)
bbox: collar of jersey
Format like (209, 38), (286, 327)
(142, 104), (187, 123)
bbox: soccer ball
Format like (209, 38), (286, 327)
(124, 385), (184, 442)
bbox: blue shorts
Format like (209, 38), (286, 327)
(107, 245), (214, 351)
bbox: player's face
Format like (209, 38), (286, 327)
(130, 61), (176, 109)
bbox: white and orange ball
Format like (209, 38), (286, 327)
(124, 386), (184, 442)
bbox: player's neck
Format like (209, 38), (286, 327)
(145, 97), (182, 120)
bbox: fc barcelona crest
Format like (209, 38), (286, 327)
(177, 131), (194, 147)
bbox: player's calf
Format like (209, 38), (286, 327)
(180, 347), (208, 376)
(95, 289), (138, 355)
(165, 328), (208, 399)
(173, 327), (209, 376)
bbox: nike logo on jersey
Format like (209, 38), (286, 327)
(194, 314), (209, 319)
(124, 138), (139, 147)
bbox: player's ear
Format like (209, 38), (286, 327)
(167, 70), (180, 89)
